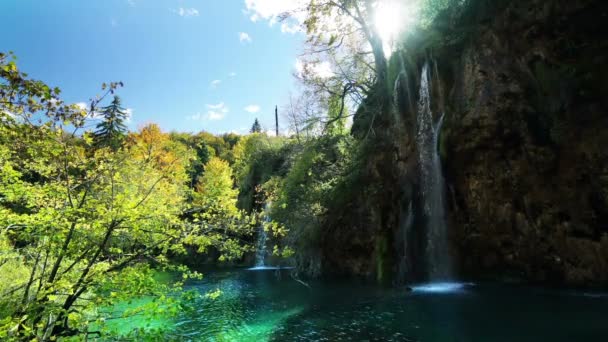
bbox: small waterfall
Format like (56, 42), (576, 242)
(416, 62), (451, 280)
(254, 203), (270, 267)
(400, 54), (415, 116)
(394, 54), (415, 117)
(396, 202), (414, 284)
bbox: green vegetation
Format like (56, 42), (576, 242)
(0, 50), (358, 340)
(93, 95), (128, 151)
(0, 0), (491, 339)
(0, 53), (256, 340)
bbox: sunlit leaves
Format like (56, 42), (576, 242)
(0, 54), (194, 340)
(188, 156), (255, 261)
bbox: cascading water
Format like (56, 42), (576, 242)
(254, 203), (270, 267)
(397, 54), (415, 116)
(416, 62), (451, 280)
(396, 202), (414, 284)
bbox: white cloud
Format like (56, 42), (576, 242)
(281, 22), (302, 34)
(173, 7), (199, 17)
(243, 0), (304, 23)
(207, 111), (225, 120)
(75, 102), (103, 119)
(75, 102), (88, 111)
(210, 79), (222, 88)
(295, 59), (334, 79)
(74, 102), (132, 123)
(187, 102), (229, 121)
(244, 105), (261, 114)
(124, 108), (133, 123)
(238, 32), (252, 43)
(207, 102), (225, 110)
(244, 0), (306, 33)
(206, 102), (228, 120)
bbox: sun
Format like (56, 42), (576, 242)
(373, 0), (419, 57)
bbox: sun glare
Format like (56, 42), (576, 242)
(374, 0), (419, 57)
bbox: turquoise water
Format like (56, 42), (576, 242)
(112, 269), (608, 341)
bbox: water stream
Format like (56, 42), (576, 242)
(416, 62), (451, 280)
(254, 203), (270, 268)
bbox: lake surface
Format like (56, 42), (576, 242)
(109, 268), (608, 341)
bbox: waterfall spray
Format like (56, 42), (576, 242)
(416, 62), (451, 280)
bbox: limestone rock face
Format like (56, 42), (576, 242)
(440, 0), (608, 285)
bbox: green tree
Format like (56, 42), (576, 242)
(271, 134), (355, 275)
(189, 140), (211, 187)
(0, 54), (217, 340)
(195, 157), (238, 212)
(250, 118), (262, 133)
(188, 157), (255, 261)
(94, 95), (128, 150)
(232, 133), (290, 212)
(326, 88), (349, 135)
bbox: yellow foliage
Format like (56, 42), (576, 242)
(128, 123), (191, 181)
(195, 157), (238, 213)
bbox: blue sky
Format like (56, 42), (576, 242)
(1, 0), (306, 134)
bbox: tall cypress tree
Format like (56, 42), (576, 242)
(250, 118), (262, 133)
(93, 95), (128, 150)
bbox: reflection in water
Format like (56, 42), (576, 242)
(107, 269), (608, 341)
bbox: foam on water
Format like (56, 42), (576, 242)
(246, 266), (294, 271)
(411, 282), (474, 294)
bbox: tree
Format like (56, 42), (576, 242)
(189, 140), (211, 187)
(188, 157), (254, 261)
(195, 157), (238, 212)
(284, 90), (324, 141)
(302, 0), (387, 89)
(232, 134), (287, 211)
(0, 54), (206, 340)
(128, 123), (191, 177)
(326, 88), (349, 135)
(250, 118), (262, 133)
(284, 0), (394, 137)
(0, 120), (190, 339)
(270, 134), (355, 276)
(94, 95), (128, 150)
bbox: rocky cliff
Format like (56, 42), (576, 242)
(319, 0), (608, 287)
(440, 0), (608, 285)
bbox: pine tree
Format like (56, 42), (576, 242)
(250, 118), (262, 133)
(93, 95), (128, 150)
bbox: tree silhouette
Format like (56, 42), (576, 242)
(250, 118), (262, 133)
(93, 95), (128, 150)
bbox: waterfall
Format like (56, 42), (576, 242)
(254, 203), (270, 267)
(416, 62), (451, 280)
(396, 202), (414, 284)
(399, 54), (415, 116)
